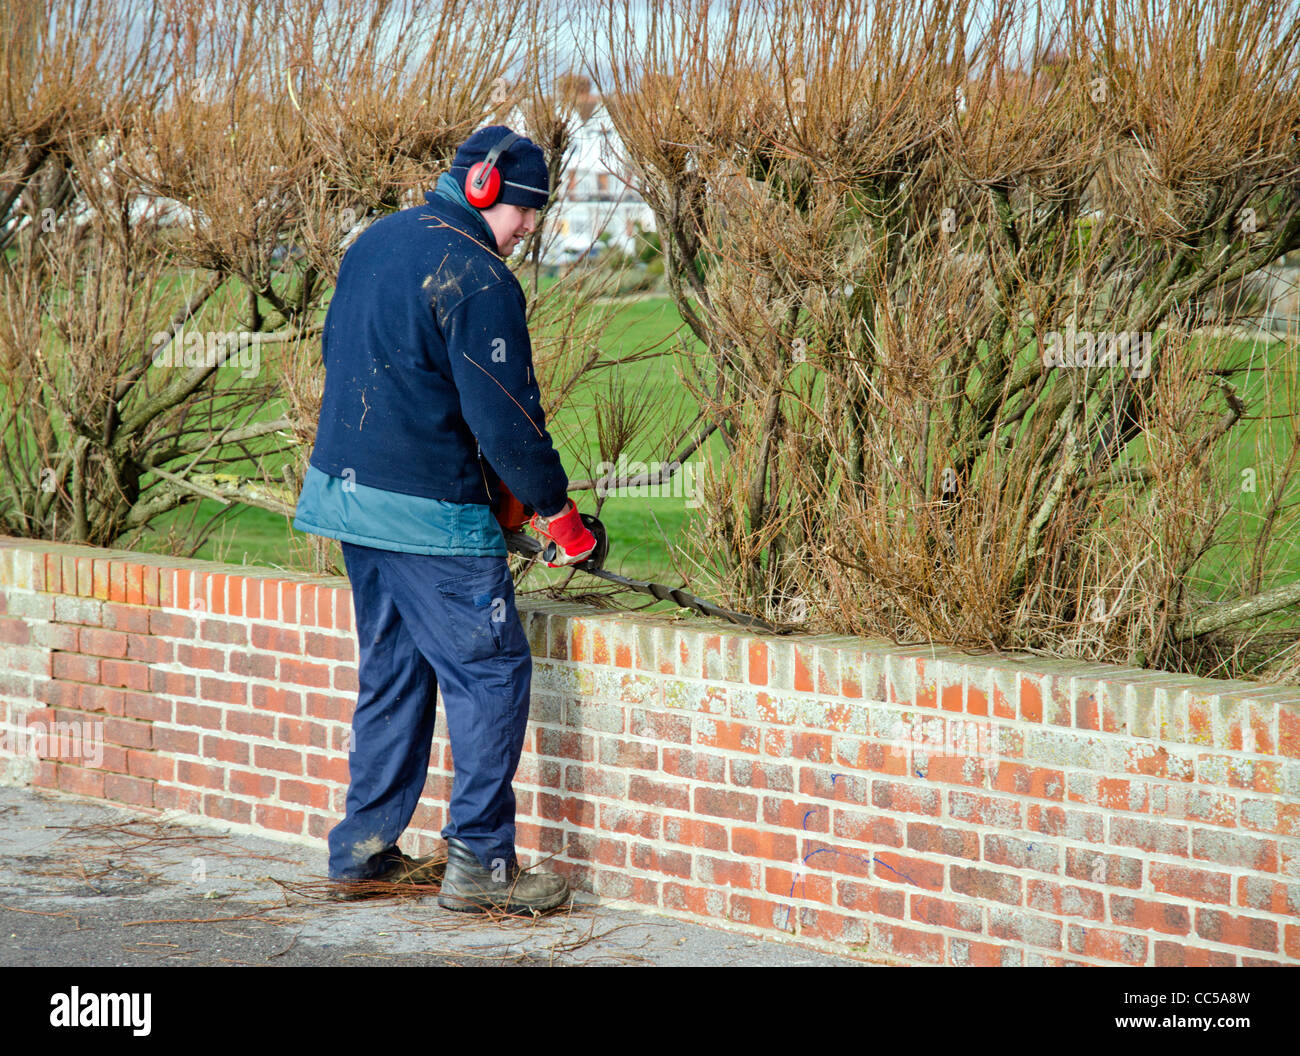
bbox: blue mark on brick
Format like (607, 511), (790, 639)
(783, 802), (921, 932)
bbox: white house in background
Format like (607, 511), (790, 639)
(534, 101), (656, 265)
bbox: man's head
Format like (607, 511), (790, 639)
(450, 125), (549, 258)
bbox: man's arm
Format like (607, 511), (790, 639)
(441, 280), (570, 517)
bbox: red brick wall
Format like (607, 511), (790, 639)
(1, 536), (1297, 965)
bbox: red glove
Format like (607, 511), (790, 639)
(529, 501), (597, 567)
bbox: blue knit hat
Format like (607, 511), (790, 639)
(450, 125), (550, 211)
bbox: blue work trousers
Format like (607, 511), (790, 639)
(327, 543), (532, 879)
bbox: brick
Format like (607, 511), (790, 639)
(126, 635), (172, 664)
(1109, 896), (1191, 936)
(1064, 846), (1143, 889)
(988, 907), (1065, 950)
(1194, 909), (1278, 952)
(203, 735), (250, 765)
(251, 685), (303, 716)
(662, 816), (728, 851)
(599, 804), (660, 840)
(872, 780), (941, 817)
(305, 752), (351, 785)
(200, 619), (248, 646)
(951, 865), (1023, 905)
(99, 659), (149, 691)
(834, 880), (905, 919)
(1153, 941), (1235, 967)
(103, 603), (150, 635)
(1236, 876), (1300, 916)
(907, 822), (979, 860)
(201, 677), (248, 706)
(1070, 773), (1149, 811)
(663, 748), (728, 783)
(694, 787), (757, 822)
(280, 658), (332, 689)
(628, 708), (690, 744)
(834, 808), (905, 848)
(1191, 827), (1278, 872)
(150, 670), (194, 697)
(0, 617), (32, 646)
(1068, 924), (1147, 965)
(696, 854), (760, 889)
(764, 797), (828, 832)
(984, 833), (1060, 873)
(630, 844), (691, 880)
(1026, 879), (1104, 920)
(1109, 816), (1189, 857)
(991, 762), (1066, 799)
(104, 717), (151, 750)
(255, 805), (305, 834)
(78, 628), (127, 658)
(206, 795), (252, 825)
(176, 760), (225, 791)
(694, 718), (760, 754)
(251, 624), (301, 654)
(149, 611), (196, 638)
(767, 866), (833, 905)
(174, 700), (223, 731)
(910, 894), (983, 933)
(536, 727), (593, 761)
(538, 791), (595, 828)
(254, 745), (304, 776)
(229, 769), (275, 797)
(51, 653), (99, 683)
(947, 790), (1021, 829)
(728, 757), (794, 791)
(564, 764), (627, 798)
(951, 939), (1023, 967)
(870, 921), (944, 965)
(731, 827), (797, 862)
(226, 710), (275, 739)
(1149, 862), (1232, 905)
(126, 750), (174, 782)
(104, 773), (154, 808)
(153, 727), (199, 755)
(56, 765), (105, 798)
(78, 684), (125, 716)
(276, 717), (328, 750)
(1197, 752), (1280, 793)
(873, 851), (943, 891)
(30, 622), (77, 651)
(175, 644), (225, 672)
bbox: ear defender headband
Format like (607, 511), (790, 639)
(465, 131), (521, 209)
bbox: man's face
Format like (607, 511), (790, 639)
(481, 202), (538, 258)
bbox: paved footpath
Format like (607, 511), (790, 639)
(0, 786), (872, 967)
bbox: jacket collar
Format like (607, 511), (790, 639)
(426, 172), (499, 251)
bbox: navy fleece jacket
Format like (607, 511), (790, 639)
(305, 184), (570, 520)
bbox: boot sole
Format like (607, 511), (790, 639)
(437, 892), (570, 915)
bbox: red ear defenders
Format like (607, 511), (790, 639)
(464, 131), (521, 209)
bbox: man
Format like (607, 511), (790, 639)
(294, 125), (596, 913)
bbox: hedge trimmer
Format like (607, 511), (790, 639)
(499, 505), (787, 634)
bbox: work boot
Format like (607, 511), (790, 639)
(333, 849), (445, 902)
(436, 838), (569, 915)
